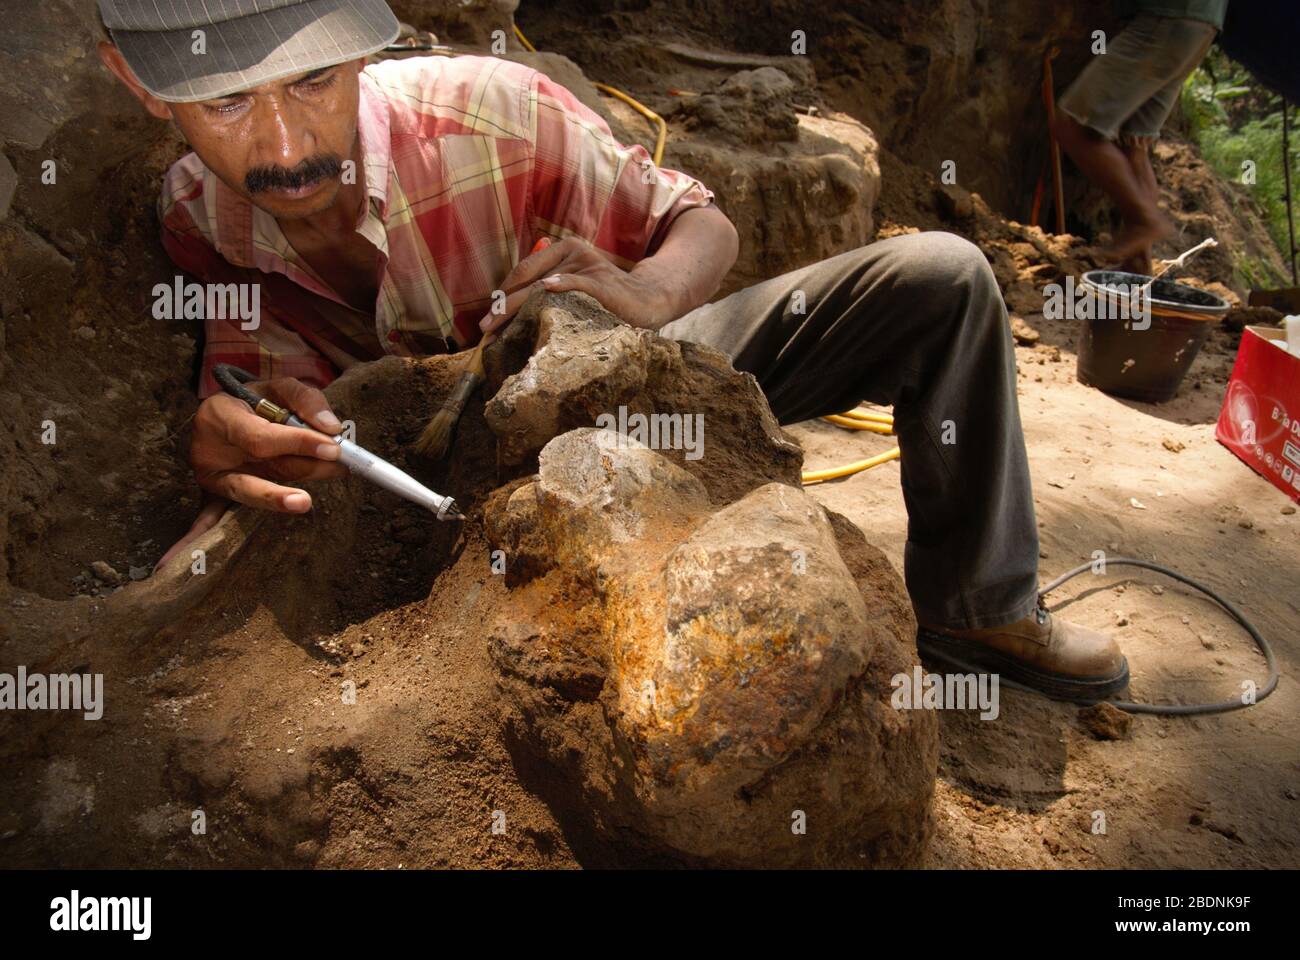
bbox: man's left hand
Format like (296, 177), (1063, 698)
(478, 237), (680, 339)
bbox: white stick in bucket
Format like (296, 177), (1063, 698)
(1145, 236), (1218, 289)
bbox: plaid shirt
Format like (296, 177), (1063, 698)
(158, 55), (715, 398)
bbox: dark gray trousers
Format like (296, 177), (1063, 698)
(660, 231), (1040, 630)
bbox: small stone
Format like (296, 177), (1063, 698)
(935, 183), (975, 221)
(1115, 611), (1129, 626)
(1078, 702), (1132, 740)
(128, 565), (149, 581)
(1281, 505), (1296, 515)
(1161, 438), (1185, 453)
(1129, 498), (1146, 510)
(75, 325), (96, 340)
(89, 561), (122, 586)
(1010, 314), (1040, 345)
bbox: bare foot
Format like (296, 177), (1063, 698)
(1107, 209), (1172, 266)
(1118, 250), (1153, 276)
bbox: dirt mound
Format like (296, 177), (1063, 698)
(1, 290), (937, 868)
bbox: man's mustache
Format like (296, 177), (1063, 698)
(245, 155), (344, 194)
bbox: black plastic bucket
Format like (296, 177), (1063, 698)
(1075, 270), (1230, 403)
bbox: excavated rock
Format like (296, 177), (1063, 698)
(681, 67), (801, 144)
(388, 0), (518, 47)
(484, 290), (804, 504)
(483, 295), (937, 867)
(670, 112), (881, 294)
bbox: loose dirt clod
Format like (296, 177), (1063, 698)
(1078, 703), (1133, 741)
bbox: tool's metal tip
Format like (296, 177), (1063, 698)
(434, 498), (466, 521)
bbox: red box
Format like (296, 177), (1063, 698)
(1216, 326), (1300, 504)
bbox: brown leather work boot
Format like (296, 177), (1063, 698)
(916, 604), (1129, 701)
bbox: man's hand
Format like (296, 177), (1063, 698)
(154, 378), (346, 575)
(190, 377), (348, 512)
(478, 237), (680, 339)
(478, 205), (738, 341)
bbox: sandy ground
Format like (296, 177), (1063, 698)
(793, 314), (1300, 868)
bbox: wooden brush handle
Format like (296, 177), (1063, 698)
(464, 340), (486, 378)
(439, 343), (486, 415)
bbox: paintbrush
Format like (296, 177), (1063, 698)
(414, 339), (486, 459)
(415, 237), (552, 459)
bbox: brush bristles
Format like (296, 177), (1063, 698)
(415, 344), (486, 460)
(414, 405), (459, 459)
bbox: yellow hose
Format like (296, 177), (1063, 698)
(514, 24), (666, 165)
(592, 83), (667, 166)
(835, 408), (894, 424)
(802, 446), (901, 485)
(820, 414), (894, 434)
(513, 23), (536, 51)
(801, 409), (901, 484)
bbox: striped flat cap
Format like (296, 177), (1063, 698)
(99, 0), (401, 102)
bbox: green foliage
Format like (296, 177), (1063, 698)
(1182, 49), (1298, 284)
(1236, 253), (1275, 291)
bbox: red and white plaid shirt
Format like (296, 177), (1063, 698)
(158, 55), (715, 398)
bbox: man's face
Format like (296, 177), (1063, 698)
(164, 60), (365, 220)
